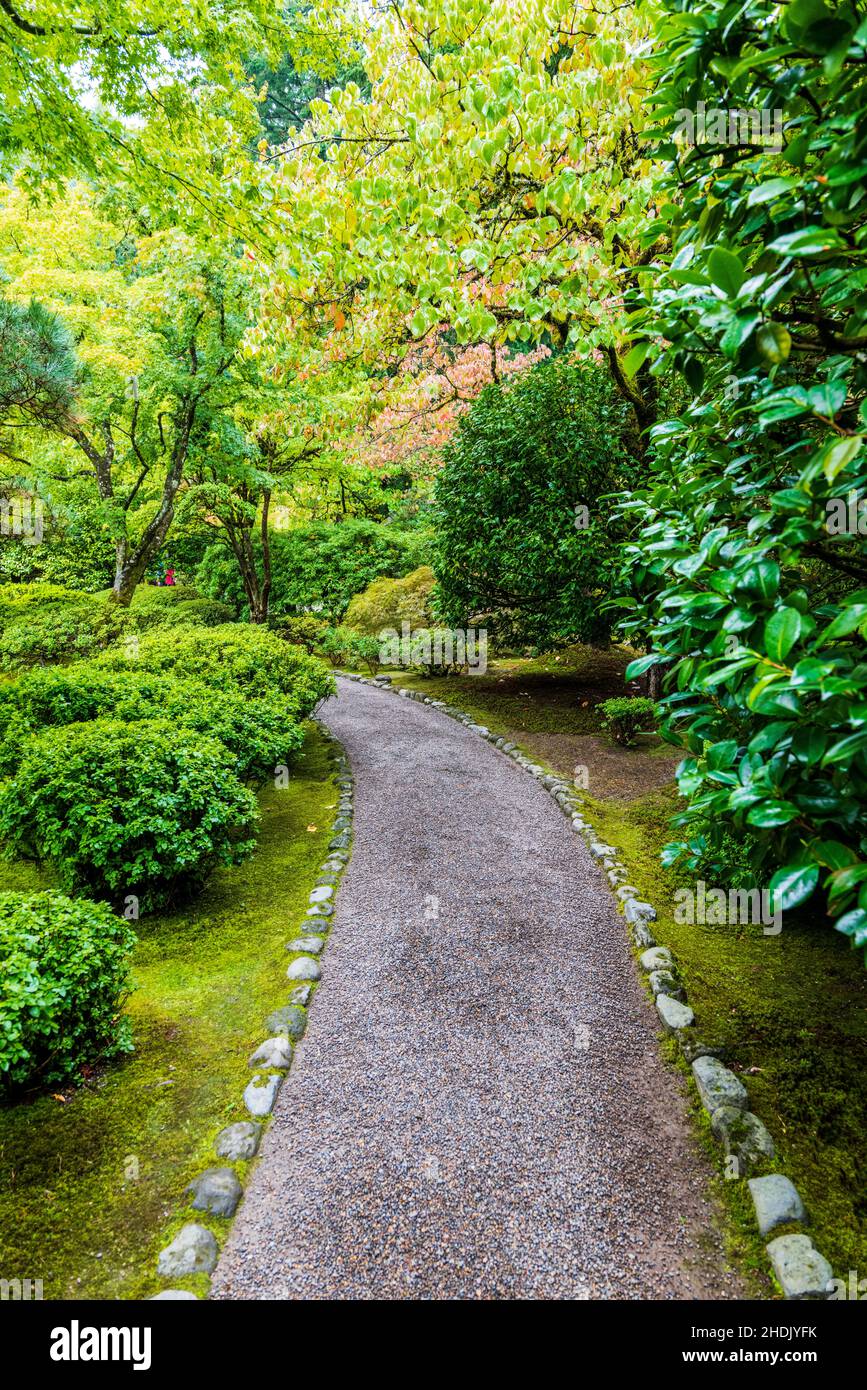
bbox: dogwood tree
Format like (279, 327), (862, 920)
(255, 0), (661, 432)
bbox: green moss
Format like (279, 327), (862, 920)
(390, 645), (629, 736)
(582, 785), (867, 1287)
(399, 657), (867, 1294)
(0, 723), (338, 1300)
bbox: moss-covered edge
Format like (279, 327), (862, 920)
(150, 716), (353, 1300)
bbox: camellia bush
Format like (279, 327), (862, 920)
(0, 721), (259, 909)
(434, 360), (638, 647)
(619, 0), (867, 956)
(0, 890), (136, 1092)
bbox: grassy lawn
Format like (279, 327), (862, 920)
(389, 651), (867, 1295)
(0, 723), (337, 1301)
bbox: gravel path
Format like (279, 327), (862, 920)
(212, 678), (742, 1301)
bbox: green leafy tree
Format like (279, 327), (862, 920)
(433, 359), (637, 647)
(0, 0), (336, 215)
(0, 186), (258, 605)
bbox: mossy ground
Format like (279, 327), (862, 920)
(0, 723), (337, 1300)
(391, 654), (867, 1296)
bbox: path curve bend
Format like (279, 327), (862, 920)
(212, 677), (740, 1301)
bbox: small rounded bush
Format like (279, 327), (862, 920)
(599, 696), (657, 747)
(0, 890), (136, 1092)
(269, 613), (328, 652)
(128, 585), (234, 631)
(0, 720), (259, 908)
(96, 622), (334, 718)
(0, 663), (304, 782)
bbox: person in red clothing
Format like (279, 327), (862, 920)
(164, 567), (176, 586)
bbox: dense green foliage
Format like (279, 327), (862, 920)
(196, 520), (425, 623)
(0, 721), (259, 909)
(434, 361), (637, 647)
(0, 891), (136, 1092)
(0, 584), (233, 672)
(620, 0), (867, 956)
(0, 297), (76, 426)
(0, 587), (128, 670)
(95, 622), (334, 715)
(599, 697), (657, 748)
(269, 613), (328, 651)
(318, 625), (382, 674)
(125, 585), (234, 631)
(345, 566), (436, 635)
(0, 664), (303, 783)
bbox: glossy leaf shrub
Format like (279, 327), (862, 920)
(620, 0), (867, 956)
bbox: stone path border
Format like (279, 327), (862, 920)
(152, 716), (350, 1298)
(329, 670), (838, 1302)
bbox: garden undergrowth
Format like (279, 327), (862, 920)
(0, 723), (336, 1300)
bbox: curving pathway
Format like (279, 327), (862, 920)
(211, 677), (741, 1301)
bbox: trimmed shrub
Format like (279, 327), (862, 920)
(0, 587), (130, 670)
(128, 585), (233, 631)
(0, 720), (259, 908)
(599, 696), (657, 747)
(0, 890), (136, 1092)
(269, 613), (328, 652)
(0, 664), (304, 782)
(95, 623), (334, 718)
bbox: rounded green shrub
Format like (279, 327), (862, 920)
(128, 584), (234, 631)
(0, 664), (304, 782)
(599, 696), (657, 747)
(269, 613), (328, 652)
(0, 720), (259, 908)
(0, 890), (136, 1092)
(95, 622), (334, 718)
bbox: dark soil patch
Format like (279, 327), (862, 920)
(512, 731), (681, 802)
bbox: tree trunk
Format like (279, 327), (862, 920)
(111, 496), (177, 605)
